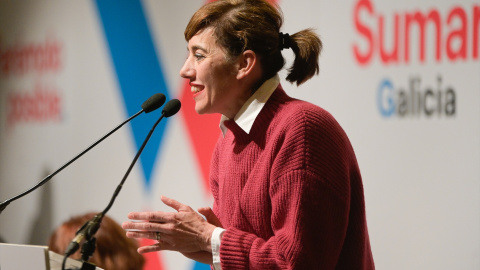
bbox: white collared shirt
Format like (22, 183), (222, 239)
(212, 75), (280, 270)
(219, 75), (280, 136)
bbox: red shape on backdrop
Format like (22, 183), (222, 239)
(180, 80), (221, 196)
(141, 238), (164, 270)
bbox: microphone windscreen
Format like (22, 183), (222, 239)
(162, 99), (181, 117)
(142, 93), (166, 113)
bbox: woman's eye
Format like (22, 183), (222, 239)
(194, 54), (205, 60)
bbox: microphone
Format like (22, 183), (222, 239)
(62, 99), (181, 265)
(0, 93), (166, 215)
(142, 93), (166, 113)
(162, 98), (182, 117)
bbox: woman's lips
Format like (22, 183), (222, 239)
(191, 85), (204, 98)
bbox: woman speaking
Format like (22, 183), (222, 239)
(122, 0), (374, 269)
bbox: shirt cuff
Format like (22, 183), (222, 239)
(211, 227), (226, 270)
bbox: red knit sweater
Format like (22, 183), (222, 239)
(210, 86), (374, 269)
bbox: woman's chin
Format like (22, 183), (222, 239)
(194, 104), (208, 115)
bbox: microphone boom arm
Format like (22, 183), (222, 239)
(0, 110), (143, 214)
(102, 112), (166, 215)
(0, 92), (167, 215)
(101, 98), (181, 215)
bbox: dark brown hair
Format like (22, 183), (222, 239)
(185, 0), (322, 85)
(48, 213), (145, 270)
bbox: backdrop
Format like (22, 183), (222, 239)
(0, 0), (479, 269)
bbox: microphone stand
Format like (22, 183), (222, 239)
(62, 99), (181, 270)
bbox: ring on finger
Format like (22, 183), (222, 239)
(155, 232), (161, 241)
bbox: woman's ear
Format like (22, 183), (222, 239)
(236, 50), (258, 80)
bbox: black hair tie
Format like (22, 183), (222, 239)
(279, 32), (292, 50)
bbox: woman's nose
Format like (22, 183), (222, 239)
(179, 58), (194, 79)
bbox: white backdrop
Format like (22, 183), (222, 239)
(0, 1), (478, 269)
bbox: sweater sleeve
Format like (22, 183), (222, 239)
(218, 107), (356, 269)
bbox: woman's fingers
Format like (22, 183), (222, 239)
(161, 195), (194, 212)
(137, 240), (179, 254)
(198, 207), (222, 227)
(125, 228), (177, 247)
(126, 211), (175, 223)
(137, 244), (162, 254)
(122, 220), (165, 232)
(125, 230), (158, 240)
(123, 196), (218, 253)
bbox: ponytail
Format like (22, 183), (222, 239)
(285, 29), (322, 86)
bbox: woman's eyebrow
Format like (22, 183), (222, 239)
(188, 45), (207, 53)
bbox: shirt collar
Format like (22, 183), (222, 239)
(220, 75), (280, 137)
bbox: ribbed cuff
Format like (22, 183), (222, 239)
(219, 227), (257, 269)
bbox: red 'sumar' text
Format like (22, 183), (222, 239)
(353, 0), (479, 65)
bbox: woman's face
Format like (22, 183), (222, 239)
(180, 28), (247, 118)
